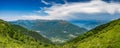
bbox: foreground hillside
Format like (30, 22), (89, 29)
(0, 19), (53, 48)
(10, 20), (87, 43)
(1, 18), (120, 48)
(62, 19), (120, 48)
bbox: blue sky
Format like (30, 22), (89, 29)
(0, 0), (90, 12)
(0, 0), (120, 29)
(0, 0), (119, 12)
(0, 0), (92, 17)
(0, 0), (120, 20)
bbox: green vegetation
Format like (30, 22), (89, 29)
(1, 18), (120, 48)
(10, 24), (52, 44)
(10, 20), (87, 43)
(0, 19), (53, 48)
(62, 19), (120, 48)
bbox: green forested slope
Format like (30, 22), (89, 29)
(1, 18), (120, 48)
(10, 20), (87, 43)
(10, 24), (52, 44)
(62, 19), (120, 48)
(0, 19), (53, 48)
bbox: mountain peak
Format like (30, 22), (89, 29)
(10, 19), (87, 43)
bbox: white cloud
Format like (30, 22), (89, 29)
(34, 0), (120, 20)
(41, 0), (50, 5)
(43, 0), (120, 16)
(63, 0), (68, 4)
(1, 0), (120, 21)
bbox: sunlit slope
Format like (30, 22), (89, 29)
(63, 19), (120, 48)
(10, 24), (52, 44)
(0, 19), (53, 48)
(1, 18), (120, 48)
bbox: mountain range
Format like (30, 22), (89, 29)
(62, 18), (120, 48)
(0, 19), (54, 48)
(10, 20), (87, 43)
(0, 18), (120, 48)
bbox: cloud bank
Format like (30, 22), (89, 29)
(1, 0), (120, 21)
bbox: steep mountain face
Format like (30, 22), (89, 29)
(0, 19), (53, 48)
(62, 19), (120, 48)
(10, 20), (87, 43)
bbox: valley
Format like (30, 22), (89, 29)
(10, 20), (87, 43)
(0, 18), (120, 48)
